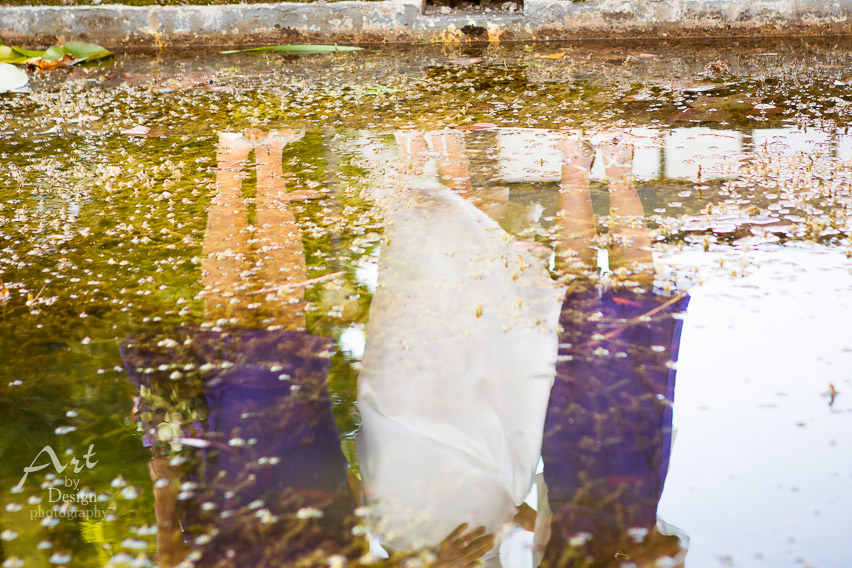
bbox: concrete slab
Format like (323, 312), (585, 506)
(2, 0), (852, 46)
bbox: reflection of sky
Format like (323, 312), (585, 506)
(657, 245), (852, 568)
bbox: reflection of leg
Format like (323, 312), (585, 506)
(602, 140), (653, 281)
(149, 455), (188, 568)
(394, 130), (428, 175)
(253, 131), (308, 329)
(556, 134), (596, 271)
(426, 129), (474, 194)
(202, 134), (253, 322)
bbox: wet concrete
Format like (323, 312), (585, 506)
(3, 0), (852, 47)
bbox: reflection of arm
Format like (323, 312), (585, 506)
(514, 502), (537, 532)
(433, 524), (495, 568)
(380, 524), (495, 568)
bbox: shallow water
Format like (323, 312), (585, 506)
(1, 39), (851, 568)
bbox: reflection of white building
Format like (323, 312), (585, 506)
(752, 128), (831, 156)
(496, 128), (564, 183)
(664, 128), (743, 181)
(495, 127), (662, 183)
(836, 131), (852, 163)
(495, 126), (847, 184)
(590, 127), (662, 182)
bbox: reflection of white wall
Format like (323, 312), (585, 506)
(498, 128), (663, 184)
(664, 128), (742, 180)
(497, 128), (563, 183)
(752, 128), (831, 156)
(836, 130), (852, 162)
(658, 246), (852, 568)
(589, 128), (661, 182)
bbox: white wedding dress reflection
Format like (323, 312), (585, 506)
(355, 151), (564, 559)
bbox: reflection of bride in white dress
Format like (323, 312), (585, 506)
(354, 130), (564, 559)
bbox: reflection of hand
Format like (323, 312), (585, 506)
(434, 523), (496, 568)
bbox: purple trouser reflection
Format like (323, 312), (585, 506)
(541, 283), (688, 565)
(122, 328), (354, 565)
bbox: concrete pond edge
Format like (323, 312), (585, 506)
(3, 0), (852, 46)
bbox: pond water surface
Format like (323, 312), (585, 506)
(1, 40), (851, 568)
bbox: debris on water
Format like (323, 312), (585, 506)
(120, 125), (165, 137)
(825, 383), (839, 407)
(666, 108), (733, 122)
(446, 57), (484, 66)
(688, 94), (762, 112)
(704, 59), (731, 75)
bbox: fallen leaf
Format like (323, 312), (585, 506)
(680, 81), (728, 93)
(446, 57), (483, 66)
(27, 53), (77, 71)
(621, 93), (654, 102)
(0, 45), (43, 64)
(0, 62), (28, 93)
(0, 46), (28, 64)
(704, 59), (730, 75)
(59, 41), (113, 63)
(120, 125), (166, 137)
(666, 108), (733, 122)
(534, 52), (566, 59)
(69, 115), (101, 123)
(688, 94), (762, 112)
(747, 104), (784, 115)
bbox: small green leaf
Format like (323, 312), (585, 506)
(43, 45), (66, 62)
(221, 44), (364, 55)
(40, 42), (113, 64)
(62, 41), (113, 62)
(10, 46), (45, 58)
(0, 46), (28, 64)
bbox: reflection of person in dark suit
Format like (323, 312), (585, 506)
(537, 134), (689, 568)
